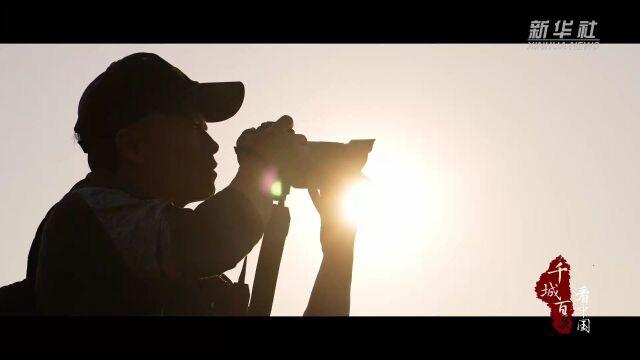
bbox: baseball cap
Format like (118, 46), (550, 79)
(74, 52), (245, 153)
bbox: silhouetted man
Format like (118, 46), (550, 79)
(5, 53), (356, 315)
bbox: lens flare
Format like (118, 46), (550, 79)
(260, 166), (280, 197)
(271, 180), (283, 198)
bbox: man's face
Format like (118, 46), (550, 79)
(129, 112), (219, 206)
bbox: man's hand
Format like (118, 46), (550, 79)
(235, 115), (308, 187)
(230, 115), (307, 225)
(308, 182), (357, 256)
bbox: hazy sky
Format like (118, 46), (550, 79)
(1, 44), (638, 315)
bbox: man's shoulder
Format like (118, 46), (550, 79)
(42, 186), (146, 237)
(36, 185), (168, 272)
(35, 188), (116, 282)
(42, 188), (104, 238)
(49, 186), (181, 235)
(46, 189), (92, 225)
(63, 186), (140, 209)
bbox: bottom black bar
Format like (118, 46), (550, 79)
(1, 316), (632, 352)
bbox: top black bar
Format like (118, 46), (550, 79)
(0, 2), (637, 43)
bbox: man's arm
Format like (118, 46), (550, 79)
(304, 219), (356, 316)
(304, 189), (357, 316)
(169, 164), (273, 279)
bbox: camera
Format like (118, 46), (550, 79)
(292, 139), (375, 190)
(235, 133), (375, 199)
(269, 139), (374, 202)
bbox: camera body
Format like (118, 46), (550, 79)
(299, 139), (374, 188)
(235, 136), (375, 199)
(278, 139), (374, 198)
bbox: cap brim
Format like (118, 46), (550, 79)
(192, 81), (245, 122)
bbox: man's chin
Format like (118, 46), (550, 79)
(196, 184), (216, 200)
(179, 185), (215, 206)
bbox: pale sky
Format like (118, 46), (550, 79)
(1, 44), (638, 315)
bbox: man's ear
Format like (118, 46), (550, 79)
(115, 127), (146, 165)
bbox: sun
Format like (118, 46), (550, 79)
(332, 147), (446, 264)
(342, 178), (376, 225)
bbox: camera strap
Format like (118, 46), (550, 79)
(248, 204), (291, 316)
